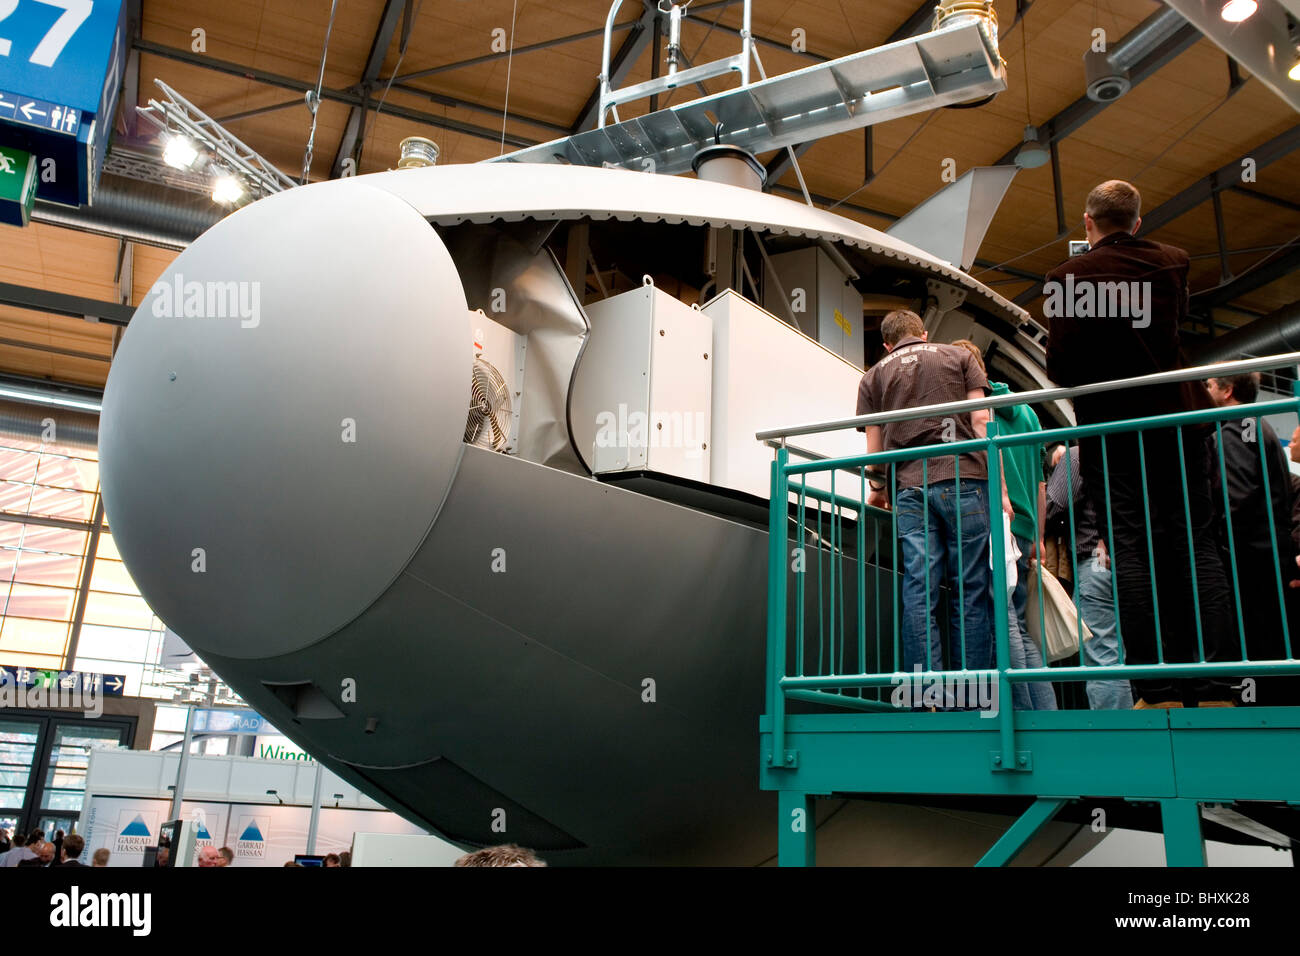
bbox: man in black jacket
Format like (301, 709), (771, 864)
(1206, 372), (1300, 704)
(56, 833), (87, 867)
(1044, 180), (1233, 707)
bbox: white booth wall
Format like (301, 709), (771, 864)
(80, 748), (442, 866)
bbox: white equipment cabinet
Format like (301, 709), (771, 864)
(702, 289), (866, 503)
(570, 283), (713, 482)
(762, 246), (864, 364)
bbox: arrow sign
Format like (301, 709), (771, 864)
(2, 92), (76, 135)
(0, 662), (127, 696)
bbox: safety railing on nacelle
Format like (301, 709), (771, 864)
(758, 352), (1300, 770)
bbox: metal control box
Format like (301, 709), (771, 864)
(570, 284), (712, 483)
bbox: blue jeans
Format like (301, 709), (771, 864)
(895, 479), (993, 680)
(1009, 533), (1057, 711)
(1075, 556), (1133, 709)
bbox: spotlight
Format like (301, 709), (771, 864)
(1219, 0), (1256, 22)
(1014, 125), (1050, 169)
(1290, 51), (1300, 82)
(163, 134), (199, 170)
(211, 172), (244, 205)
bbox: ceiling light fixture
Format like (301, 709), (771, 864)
(1014, 22), (1048, 170)
(1014, 125), (1050, 169)
(1219, 0), (1257, 23)
(162, 134), (200, 170)
(211, 171), (245, 205)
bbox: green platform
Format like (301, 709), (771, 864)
(760, 390), (1300, 867)
(760, 707), (1300, 865)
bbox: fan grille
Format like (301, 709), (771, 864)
(465, 356), (512, 452)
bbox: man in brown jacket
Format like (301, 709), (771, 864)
(1044, 180), (1232, 707)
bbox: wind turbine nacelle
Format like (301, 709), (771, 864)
(99, 182), (472, 663)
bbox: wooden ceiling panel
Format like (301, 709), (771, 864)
(0, 304), (113, 387)
(0, 224), (119, 303)
(131, 246), (181, 306)
(135, 51), (267, 131)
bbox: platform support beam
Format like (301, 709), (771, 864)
(1160, 799), (1206, 866)
(778, 791), (816, 866)
(975, 797), (1067, 867)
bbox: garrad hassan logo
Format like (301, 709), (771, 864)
(1042, 273), (1151, 329)
(149, 273), (261, 328)
(234, 814), (268, 859)
(115, 809), (157, 854)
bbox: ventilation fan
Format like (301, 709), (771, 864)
(465, 355), (513, 452)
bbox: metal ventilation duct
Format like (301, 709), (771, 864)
(0, 398), (99, 452)
(1195, 300), (1300, 364)
(1108, 7), (1191, 71)
(31, 174), (224, 250)
(1081, 7), (1190, 102)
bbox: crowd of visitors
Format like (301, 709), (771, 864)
(859, 179), (1299, 710)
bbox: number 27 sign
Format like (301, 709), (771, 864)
(0, 0), (125, 112)
(0, 0), (125, 207)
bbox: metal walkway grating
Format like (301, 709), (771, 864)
(489, 22), (1006, 175)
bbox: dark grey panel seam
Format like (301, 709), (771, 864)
(398, 564), (701, 725)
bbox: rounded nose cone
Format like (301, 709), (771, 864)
(100, 180), (469, 660)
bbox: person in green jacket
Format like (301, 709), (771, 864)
(952, 341), (1056, 710)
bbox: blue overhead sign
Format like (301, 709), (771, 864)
(0, 663), (126, 696)
(0, 0), (127, 209)
(1, 0), (126, 111)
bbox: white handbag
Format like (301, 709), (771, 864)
(996, 512), (1020, 593)
(1024, 558), (1092, 663)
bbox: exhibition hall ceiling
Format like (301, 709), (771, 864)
(2, 0), (1298, 388)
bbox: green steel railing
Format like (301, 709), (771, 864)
(758, 352), (1300, 865)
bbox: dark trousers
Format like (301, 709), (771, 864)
(1230, 549), (1300, 706)
(1079, 428), (1233, 705)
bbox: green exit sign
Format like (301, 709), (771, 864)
(0, 147), (38, 227)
